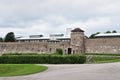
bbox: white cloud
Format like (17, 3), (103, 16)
(0, 0), (120, 37)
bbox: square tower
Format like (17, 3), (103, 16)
(70, 28), (85, 54)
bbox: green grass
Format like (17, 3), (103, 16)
(89, 55), (120, 63)
(85, 53), (120, 56)
(94, 59), (120, 63)
(85, 53), (120, 63)
(0, 64), (47, 77)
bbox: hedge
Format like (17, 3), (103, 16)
(0, 55), (86, 64)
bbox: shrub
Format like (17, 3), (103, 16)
(0, 55), (86, 64)
(56, 48), (63, 55)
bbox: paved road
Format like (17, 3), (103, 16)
(1, 63), (120, 80)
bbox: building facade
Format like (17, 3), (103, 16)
(1, 28), (120, 54)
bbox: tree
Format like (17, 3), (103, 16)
(105, 31), (111, 33)
(89, 32), (100, 38)
(112, 30), (117, 33)
(0, 37), (3, 42)
(56, 48), (63, 55)
(4, 32), (16, 42)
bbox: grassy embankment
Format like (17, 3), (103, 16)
(86, 53), (120, 63)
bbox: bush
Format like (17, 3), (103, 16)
(56, 48), (63, 55)
(0, 55), (86, 64)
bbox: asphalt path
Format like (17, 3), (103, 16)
(0, 63), (120, 80)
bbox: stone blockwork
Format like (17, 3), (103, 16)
(1, 28), (120, 54)
(2, 38), (120, 54)
(71, 31), (85, 54)
(85, 38), (120, 54)
(0, 41), (70, 54)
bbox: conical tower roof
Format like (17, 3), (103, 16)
(71, 28), (84, 32)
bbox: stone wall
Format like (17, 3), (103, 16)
(85, 38), (120, 54)
(0, 41), (70, 55)
(1, 37), (120, 54)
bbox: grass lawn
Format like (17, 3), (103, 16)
(0, 64), (47, 77)
(86, 55), (120, 63)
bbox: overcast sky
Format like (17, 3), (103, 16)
(0, 0), (120, 37)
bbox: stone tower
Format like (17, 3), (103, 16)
(70, 28), (85, 54)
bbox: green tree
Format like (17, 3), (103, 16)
(56, 48), (63, 55)
(112, 30), (117, 33)
(89, 32), (100, 38)
(0, 37), (3, 42)
(4, 32), (16, 42)
(105, 31), (111, 33)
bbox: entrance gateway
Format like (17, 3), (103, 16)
(68, 48), (72, 54)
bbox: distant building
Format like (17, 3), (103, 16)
(95, 33), (120, 38)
